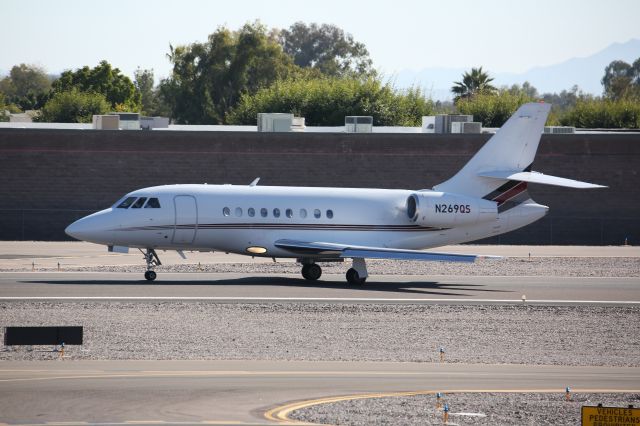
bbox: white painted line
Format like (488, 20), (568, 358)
(0, 296), (637, 304)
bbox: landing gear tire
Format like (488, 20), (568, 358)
(346, 268), (366, 285)
(144, 270), (157, 281)
(301, 264), (322, 281)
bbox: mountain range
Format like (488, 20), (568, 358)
(393, 38), (640, 100)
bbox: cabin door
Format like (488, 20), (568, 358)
(172, 195), (198, 244)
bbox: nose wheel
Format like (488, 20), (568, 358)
(140, 248), (161, 281)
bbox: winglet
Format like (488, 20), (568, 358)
(249, 177), (260, 187)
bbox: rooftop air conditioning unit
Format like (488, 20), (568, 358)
(434, 114), (473, 134)
(257, 113), (293, 132)
(422, 116), (435, 133)
(93, 115), (120, 130)
(544, 126), (575, 134)
(345, 116), (373, 133)
(109, 112), (140, 130)
(451, 121), (482, 134)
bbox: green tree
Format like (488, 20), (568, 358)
(52, 60), (141, 111)
(451, 67), (497, 102)
(456, 90), (533, 127)
(506, 81), (539, 99)
(39, 89), (110, 123)
(160, 22), (296, 124)
(602, 58), (640, 100)
(278, 22), (373, 77)
(134, 68), (157, 115)
(227, 77), (433, 126)
(0, 92), (9, 122)
(560, 98), (640, 128)
(0, 64), (52, 110)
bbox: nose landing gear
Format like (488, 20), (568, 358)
(140, 248), (162, 281)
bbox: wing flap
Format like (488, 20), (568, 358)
(478, 170), (607, 189)
(275, 239), (490, 263)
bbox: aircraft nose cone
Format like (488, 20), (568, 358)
(65, 209), (114, 243)
(65, 218), (89, 241)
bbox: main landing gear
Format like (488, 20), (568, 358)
(299, 258), (368, 285)
(140, 248), (162, 281)
(346, 257), (367, 285)
(301, 263), (322, 281)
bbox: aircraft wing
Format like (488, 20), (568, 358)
(274, 239), (493, 263)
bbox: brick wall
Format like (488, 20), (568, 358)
(0, 129), (638, 244)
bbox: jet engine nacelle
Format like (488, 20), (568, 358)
(407, 191), (498, 227)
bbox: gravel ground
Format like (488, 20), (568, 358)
(1, 303), (638, 366)
(290, 392), (640, 425)
(7, 257), (639, 277)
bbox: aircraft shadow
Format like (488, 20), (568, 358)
(22, 276), (513, 297)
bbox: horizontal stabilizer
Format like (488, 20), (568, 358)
(478, 170), (607, 189)
(275, 239), (499, 263)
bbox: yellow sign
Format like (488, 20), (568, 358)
(582, 405), (640, 426)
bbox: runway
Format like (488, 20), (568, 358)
(0, 272), (638, 304)
(1, 244), (638, 425)
(1, 360), (638, 425)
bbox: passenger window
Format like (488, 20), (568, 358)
(131, 197), (147, 208)
(117, 197), (137, 209)
(286, 208), (293, 218)
(223, 207), (231, 216)
(260, 208), (268, 217)
(314, 209), (321, 219)
(248, 208), (255, 217)
(326, 209), (334, 219)
(235, 207), (243, 217)
(300, 208), (307, 218)
(144, 198), (161, 208)
(273, 208), (281, 218)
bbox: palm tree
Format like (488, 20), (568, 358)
(451, 67), (497, 101)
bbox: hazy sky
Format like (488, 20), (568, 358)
(2, 0), (639, 80)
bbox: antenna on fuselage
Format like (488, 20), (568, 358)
(249, 177), (260, 187)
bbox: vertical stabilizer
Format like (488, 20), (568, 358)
(433, 102), (551, 197)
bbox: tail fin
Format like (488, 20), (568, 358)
(434, 102), (551, 197)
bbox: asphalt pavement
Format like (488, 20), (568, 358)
(0, 272), (638, 304)
(1, 360), (638, 425)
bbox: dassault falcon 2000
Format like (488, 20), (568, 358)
(66, 103), (605, 284)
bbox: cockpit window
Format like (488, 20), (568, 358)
(144, 198), (161, 208)
(117, 197), (137, 209)
(131, 197), (147, 208)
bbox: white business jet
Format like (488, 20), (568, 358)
(66, 103), (605, 284)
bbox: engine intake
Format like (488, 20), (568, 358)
(407, 191), (497, 227)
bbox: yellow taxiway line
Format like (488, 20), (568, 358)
(264, 388), (640, 424)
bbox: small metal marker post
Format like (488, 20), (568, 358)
(565, 386), (571, 401)
(439, 347), (445, 362)
(522, 294), (527, 305)
(443, 403), (449, 423)
(59, 342), (65, 359)
(32, 261), (35, 271)
(57, 262), (60, 271)
(436, 392), (443, 409)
